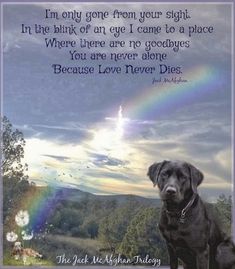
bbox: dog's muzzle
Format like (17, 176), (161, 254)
(165, 186), (177, 195)
(161, 183), (182, 202)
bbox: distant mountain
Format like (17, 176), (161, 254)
(49, 185), (161, 207)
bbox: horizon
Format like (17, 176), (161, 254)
(29, 177), (231, 203)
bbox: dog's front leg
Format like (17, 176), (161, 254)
(167, 244), (178, 269)
(196, 245), (209, 269)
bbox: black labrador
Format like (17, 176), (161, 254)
(147, 160), (235, 269)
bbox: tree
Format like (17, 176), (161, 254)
(2, 116), (29, 221)
(215, 194), (232, 234)
(2, 116), (28, 180)
(119, 208), (168, 264)
(80, 218), (99, 239)
(98, 199), (143, 252)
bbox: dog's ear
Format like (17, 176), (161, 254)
(187, 163), (203, 193)
(147, 161), (167, 187)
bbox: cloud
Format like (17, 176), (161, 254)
(85, 170), (130, 180)
(215, 148), (232, 170)
(22, 88), (232, 198)
(4, 3), (232, 199)
(90, 153), (129, 167)
(30, 123), (93, 143)
(42, 154), (71, 162)
(23, 124), (232, 198)
(33, 123), (88, 131)
(199, 184), (232, 203)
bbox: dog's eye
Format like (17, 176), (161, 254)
(180, 175), (187, 182)
(160, 172), (168, 179)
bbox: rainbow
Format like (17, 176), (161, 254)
(7, 65), (226, 235)
(28, 187), (59, 233)
(125, 65), (225, 119)
(14, 185), (63, 234)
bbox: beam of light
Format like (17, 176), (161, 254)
(90, 105), (130, 158)
(116, 105), (124, 139)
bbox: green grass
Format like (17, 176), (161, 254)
(3, 236), (103, 266)
(3, 253), (54, 266)
(47, 234), (103, 250)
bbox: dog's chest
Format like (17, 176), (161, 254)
(163, 222), (190, 247)
(161, 215), (206, 250)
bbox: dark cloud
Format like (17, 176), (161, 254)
(90, 153), (129, 167)
(30, 123), (93, 143)
(42, 154), (71, 162)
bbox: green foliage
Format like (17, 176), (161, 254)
(3, 176), (30, 222)
(48, 197), (120, 239)
(3, 253), (54, 266)
(98, 199), (143, 251)
(215, 194), (232, 234)
(2, 116), (28, 180)
(2, 116), (31, 222)
(80, 218), (99, 239)
(119, 207), (168, 264)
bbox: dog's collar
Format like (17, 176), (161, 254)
(165, 193), (198, 224)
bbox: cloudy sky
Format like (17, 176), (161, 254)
(3, 3), (232, 200)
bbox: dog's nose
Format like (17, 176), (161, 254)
(166, 186), (176, 195)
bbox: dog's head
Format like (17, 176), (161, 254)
(13, 242), (22, 251)
(147, 160), (203, 203)
(12, 241), (23, 258)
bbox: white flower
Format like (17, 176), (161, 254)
(23, 255), (27, 265)
(22, 230), (34, 240)
(15, 210), (29, 227)
(6, 231), (18, 242)
(14, 254), (20, 260)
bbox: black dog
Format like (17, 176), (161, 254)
(148, 160), (235, 269)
